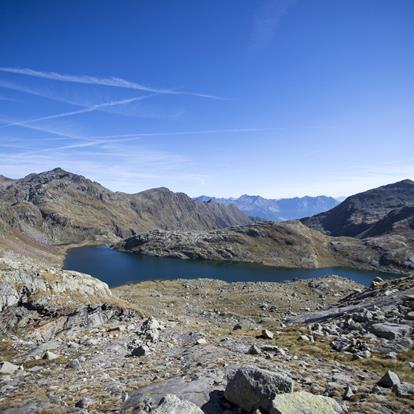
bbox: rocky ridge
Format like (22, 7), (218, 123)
(114, 221), (413, 274)
(302, 179), (414, 238)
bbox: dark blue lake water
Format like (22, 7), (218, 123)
(63, 245), (400, 287)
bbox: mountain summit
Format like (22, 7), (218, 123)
(302, 179), (414, 237)
(0, 168), (250, 256)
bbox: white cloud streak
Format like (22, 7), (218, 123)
(0, 94), (158, 128)
(0, 67), (225, 100)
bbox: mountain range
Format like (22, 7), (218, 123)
(118, 179), (414, 274)
(0, 168), (250, 262)
(194, 194), (339, 221)
(0, 168), (413, 274)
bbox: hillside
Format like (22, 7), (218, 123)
(0, 168), (250, 260)
(113, 220), (413, 274)
(2, 255), (413, 413)
(301, 179), (414, 237)
(195, 194), (338, 221)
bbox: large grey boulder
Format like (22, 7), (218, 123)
(224, 365), (293, 413)
(392, 382), (414, 397)
(377, 370), (400, 388)
(270, 391), (343, 414)
(0, 361), (20, 375)
(152, 394), (203, 414)
(368, 323), (412, 340)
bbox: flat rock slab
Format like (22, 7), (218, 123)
(270, 391), (343, 414)
(123, 372), (225, 414)
(368, 323), (412, 340)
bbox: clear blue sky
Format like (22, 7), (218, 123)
(0, 0), (413, 197)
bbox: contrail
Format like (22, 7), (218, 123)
(0, 94), (158, 128)
(0, 67), (226, 100)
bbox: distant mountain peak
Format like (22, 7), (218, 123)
(194, 194), (339, 221)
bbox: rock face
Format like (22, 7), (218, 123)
(0, 256), (137, 339)
(114, 220), (412, 273)
(224, 366), (293, 413)
(0, 168), (250, 253)
(195, 194), (339, 221)
(302, 179), (414, 237)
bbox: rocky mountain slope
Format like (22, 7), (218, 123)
(302, 179), (414, 237)
(1, 257), (413, 413)
(195, 194), (339, 221)
(113, 221), (413, 273)
(0, 168), (250, 260)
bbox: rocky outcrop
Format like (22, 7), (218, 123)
(0, 256), (138, 340)
(114, 221), (413, 273)
(287, 275), (414, 359)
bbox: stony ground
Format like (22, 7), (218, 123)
(1, 268), (413, 414)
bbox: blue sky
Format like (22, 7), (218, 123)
(0, 0), (413, 198)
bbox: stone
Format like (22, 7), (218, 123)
(298, 335), (313, 342)
(248, 345), (262, 355)
(385, 352), (397, 360)
(131, 345), (150, 357)
(270, 391), (343, 414)
(0, 361), (20, 375)
(262, 329), (274, 339)
(224, 365), (293, 413)
(369, 323), (412, 340)
(75, 397), (92, 409)
(392, 382), (414, 397)
(343, 385), (354, 400)
(195, 338), (207, 345)
(152, 394), (204, 414)
(66, 359), (81, 369)
(42, 351), (60, 360)
(377, 370), (400, 388)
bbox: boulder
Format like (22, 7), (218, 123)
(248, 345), (262, 355)
(270, 391), (343, 414)
(377, 370), (400, 388)
(131, 345), (150, 357)
(224, 365), (293, 413)
(152, 394), (203, 414)
(0, 361), (20, 375)
(42, 351), (60, 360)
(392, 382), (414, 397)
(369, 323), (412, 340)
(262, 329), (274, 339)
